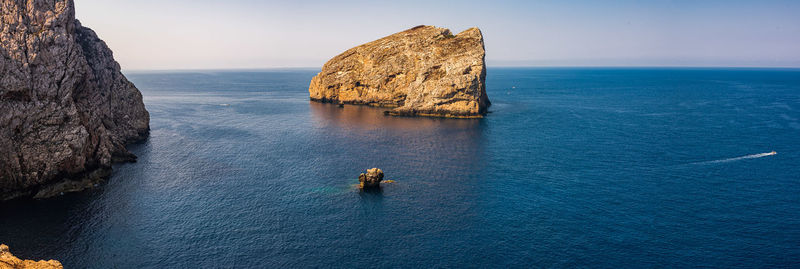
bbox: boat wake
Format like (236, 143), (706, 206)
(693, 151), (776, 165)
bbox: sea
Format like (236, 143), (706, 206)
(1, 68), (799, 268)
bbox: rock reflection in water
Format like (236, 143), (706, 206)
(308, 101), (488, 197)
(309, 102), (484, 131)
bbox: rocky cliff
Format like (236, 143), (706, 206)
(0, 0), (149, 200)
(309, 25), (490, 118)
(0, 244), (62, 269)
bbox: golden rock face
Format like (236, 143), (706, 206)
(0, 244), (63, 269)
(309, 25), (490, 118)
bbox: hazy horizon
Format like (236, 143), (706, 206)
(76, 0), (800, 70)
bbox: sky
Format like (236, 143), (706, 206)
(75, 0), (800, 70)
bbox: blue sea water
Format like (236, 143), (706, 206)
(1, 68), (799, 268)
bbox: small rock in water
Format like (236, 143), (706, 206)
(358, 168), (384, 189)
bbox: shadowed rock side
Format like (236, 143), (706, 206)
(0, 0), (149, 200)
(309, 25), (490, 118)
(0, 244), (62, 269)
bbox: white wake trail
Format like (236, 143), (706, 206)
(694, 151), (777, 165)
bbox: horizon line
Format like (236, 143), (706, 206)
(123, 65), (800, 73)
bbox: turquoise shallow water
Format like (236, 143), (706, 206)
(1, 68), (799, 267)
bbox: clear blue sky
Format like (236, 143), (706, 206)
(75, 0), (800, 70)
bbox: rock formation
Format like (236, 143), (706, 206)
(0, 0), (149, 200)
(0, 244), (63, 269)
(358, 168), (384, 189)
(309, 25), (490, 118)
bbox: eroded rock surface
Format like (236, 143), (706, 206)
(0, 0), (149, 200)
(0, 244), (62, 269)
(309, 25), (490, 118)
(358, 168), (384, 189)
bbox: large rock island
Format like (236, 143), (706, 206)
(0, 0), (149, 200)
(309, 25), (490, 118)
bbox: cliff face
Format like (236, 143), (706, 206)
(0, 0), (149, 200)
(309, 25), (490, 118)
(0, 244), (62, 269)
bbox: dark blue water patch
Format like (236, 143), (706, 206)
(1, 68), (799, 268)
